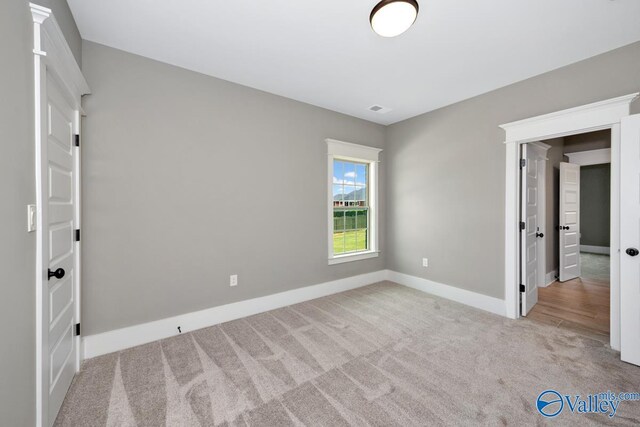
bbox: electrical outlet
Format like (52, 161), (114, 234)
(230, 274), (238, 287)
(422, 258), (428, 268)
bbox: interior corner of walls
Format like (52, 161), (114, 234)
(82, 269), (388, 359)
(387, 270), (507, 317)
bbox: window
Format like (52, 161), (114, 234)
(327, 139), (381, 264)
(333, 160), (369, 254)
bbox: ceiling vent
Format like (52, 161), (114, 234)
(368, 104), (392, 114)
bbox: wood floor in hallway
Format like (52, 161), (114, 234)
(528, 273), (610, 339)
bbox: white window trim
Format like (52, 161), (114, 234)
(326, 139), (382, 265)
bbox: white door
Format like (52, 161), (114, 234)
(41, 73), (79, 426)
(520, 143), (546, 315)
(621, 114), (640, 366)
(559, 162), (581, 282)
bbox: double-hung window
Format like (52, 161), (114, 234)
(327, 139), (381, 264)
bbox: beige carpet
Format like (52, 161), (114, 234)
(56, 281), (640, 426)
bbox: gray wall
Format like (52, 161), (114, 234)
(0, 2), (35, 426)
(81, 41), (386, 335)
(581, 164), (611, 247)
(564, 129), (611, 153)
(386, 41), (640, 299)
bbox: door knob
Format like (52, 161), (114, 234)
(536, 232), (544, 238)
(48, 268), (65, 280)
(626, 248), (640, 257)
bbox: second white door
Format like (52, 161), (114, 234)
(559, 162), (581, 282)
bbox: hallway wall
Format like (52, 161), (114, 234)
(581, 163), (611, 248)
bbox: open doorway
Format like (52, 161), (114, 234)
(502, 93), (640, 365)
(526, 130), (611, 338)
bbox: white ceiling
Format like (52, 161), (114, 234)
(68, 0), (640, 125)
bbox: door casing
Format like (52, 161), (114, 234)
(500, 93), (638, 352)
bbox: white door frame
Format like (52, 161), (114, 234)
(565, 148), (611, 166)
(500, 93), (638, 351)
(31, 4), (90, 426)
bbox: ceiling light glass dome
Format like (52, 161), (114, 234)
(370, 0), (419, 38)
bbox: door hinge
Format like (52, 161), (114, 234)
(74, 323), (81, 336)
(519, 284), (526, 293)
(520, 221), (525, 231)
(74, 134), (80, 147)
(75, 229), (80, 242)
(520, 159), (526, 168)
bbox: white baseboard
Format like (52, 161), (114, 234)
(541, 270), (558, 287)
(387, 270), (506, 317)
(84, 269), (509, 358)
(83, 270), (388, 359)
(580, 245), (610, 255)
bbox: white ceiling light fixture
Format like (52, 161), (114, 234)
(370, 0), (419, 38)
(69, 0), (640, 125)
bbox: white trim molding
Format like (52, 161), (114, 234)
(328, 250), (379, 265)
(565, 148), (611, 166)
(499, 94), (638, 352)
(500, 93), (638, 144)
(326, 138), (382, 162)
(581, 245), (611, 255)
(529, 140), (552, 154)
(84, 270), (388, 358)
(327, 139), (382, 265)
(30, 3), (89, 109)
(388, 271), (507, 317)
(84, 270), (512, 358)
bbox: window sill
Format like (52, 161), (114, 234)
(328, 251), (379, 265)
